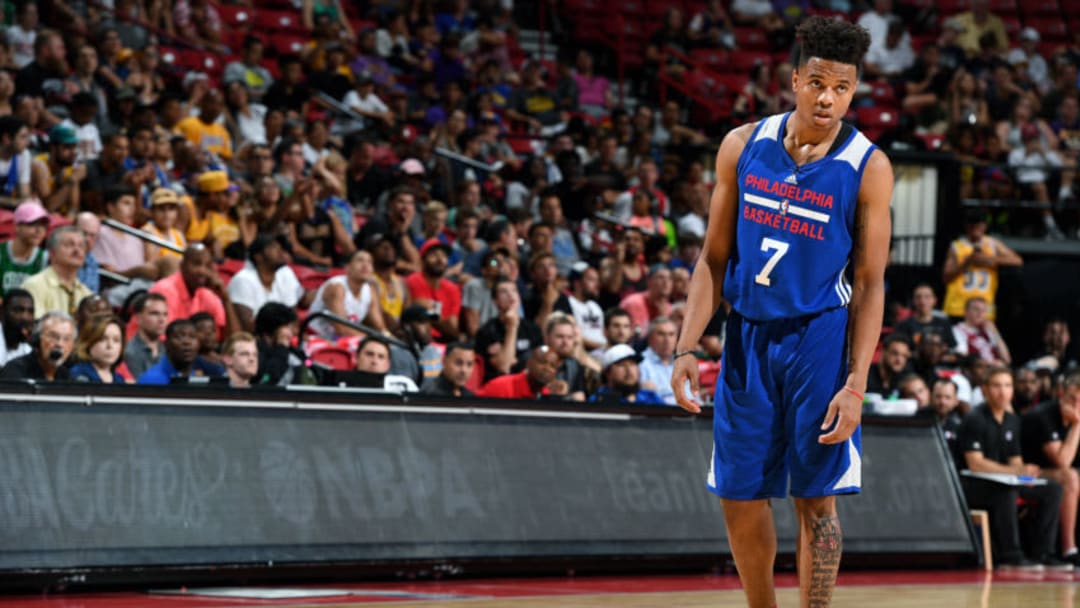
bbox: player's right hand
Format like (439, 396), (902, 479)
(671, 355), (701, 414)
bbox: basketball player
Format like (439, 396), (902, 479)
(671, 18), (892, 608)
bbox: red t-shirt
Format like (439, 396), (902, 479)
(477, 371), (548, 400)
(404, 272), (461, 323)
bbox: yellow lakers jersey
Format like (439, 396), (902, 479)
(943, 237), (998, 320)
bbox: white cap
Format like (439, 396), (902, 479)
(1019, 27), (1040, 42)
(601, 344), (642, 371)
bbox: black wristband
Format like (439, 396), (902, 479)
(673, 350), (696, 361)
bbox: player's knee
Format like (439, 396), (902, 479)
(793, 496), (837, 521)
(1065, 468), (1080, 492)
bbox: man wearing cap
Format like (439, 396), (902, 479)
(1008, 28), (1051, 94)
(184, 170), (238, 258)
(343, 70), (395, 130)
(590, 344), (664, 405)
(39, 125), (86, 215)
(421, 342), (476, 397)
(21, 226), (94, 318)
(148, 244), (239, 340)
(405, 237), (462, 341)
(477, 345), (562, 400)
(462, 248), (508, 337)
(0, 201), (49, 293)
(619, 264), (673, 337)
(395, 304), (445, 383)
(176, 88), (233, 161)
(227, 234), (310, 332)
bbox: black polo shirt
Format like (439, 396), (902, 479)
(0, 352), (70, 381)
(1021, 400), (1078, 468)
(957, 404), (1021, 469)
(419, 374), (474, 397)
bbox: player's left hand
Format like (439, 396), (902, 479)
(819, 388), (862, 444)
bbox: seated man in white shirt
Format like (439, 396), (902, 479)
(567, 262), (605, 353)
(227, 234), (313, 332)
(343, 72), (394, 131)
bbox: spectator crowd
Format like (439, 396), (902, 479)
(0, 0), (1077, 571)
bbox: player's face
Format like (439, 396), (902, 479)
(793, 58), (857, 130)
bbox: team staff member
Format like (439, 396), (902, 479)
(672, 17), (892, 607)
(1021, 372), (1080, 566)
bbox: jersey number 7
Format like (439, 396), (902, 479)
(754, 237), (789, 287)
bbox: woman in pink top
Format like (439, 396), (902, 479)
(572, 50), (613, 119)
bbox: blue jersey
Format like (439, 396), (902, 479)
(723, 112), (877, 321)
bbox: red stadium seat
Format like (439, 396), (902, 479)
(856, 106), (900, 140)
(730, 50), (770, 71)
(309, 346), (355, 371)
(465, 353), (485, 393)
(1018, 0), (1060, 16)
(734, 27), (769, 50)
(690, 48), (729, 71)
(936, 0), (970, 14)
(218, 5), (254, 28)
(999, 15), (1023, 37)
(269, 33), (310, 56)
(1025, 18), (1068, 41)
(988, 0), (1018, 12)
(254, 9), (305, 34)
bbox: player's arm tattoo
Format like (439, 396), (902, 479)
(808, 515), (843, 607)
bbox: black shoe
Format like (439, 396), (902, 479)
(997, 558), (1045, 571)
(1064, 552), (1080, 567)
(1041, 556), (1075, 571)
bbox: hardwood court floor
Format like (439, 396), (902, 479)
(0, 571), (1076, 607)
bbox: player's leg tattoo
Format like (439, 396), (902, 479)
(807, 515), (842, 607)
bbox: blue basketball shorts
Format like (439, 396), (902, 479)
(706, 306), (862, 500)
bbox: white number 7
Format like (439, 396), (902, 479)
(754, 237), (789, 286)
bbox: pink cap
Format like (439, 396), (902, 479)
(14, 201), (48, 225)
(400, 158), (425, 175)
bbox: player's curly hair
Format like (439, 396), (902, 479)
(793, 16), (871, 72)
